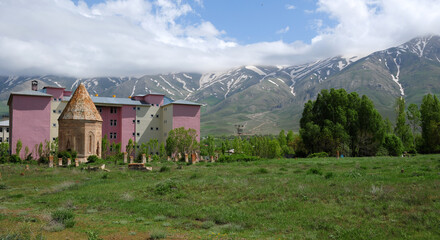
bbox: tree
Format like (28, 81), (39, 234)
(165, 127), (199, 158)
(407, 103), (421, 142)
(102, 135), (109, 159)
(126, 139), (135, 156)
(299, 89), (385, 156)
(420, 94), (440, 153)
(394, 97), (414, 151)
(206, 135), (215, 157)
(159, 142), (166, 159)
(16, 139), (22, 156)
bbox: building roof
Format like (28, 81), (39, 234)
(59, 83), (103, 121)
(10, 90), (52, 97)
(7, 90), (52, 106)
(63, 96), (145, 106)
(0, 120), (9, 127)
(164, 100), (202, 106)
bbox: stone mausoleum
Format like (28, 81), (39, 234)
(58, 83), (102, 161)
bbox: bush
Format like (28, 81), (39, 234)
(9, 154), (21, 164)
(58, 151), (71, 165)
(307, 152), (329, 158)
(154, 179), (178, 195)
(218, 154), (260, 163)
(51, 209), (75, 228)
(87, 155), (102, 164)
(383, 134), (404, 156)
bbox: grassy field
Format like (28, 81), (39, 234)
(0, 155), (439, 239)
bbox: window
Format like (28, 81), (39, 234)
(137, 145), (140, 149)
(133, 107), (136, 110)
(114, 132), (117, 139)
(53, 123), (56, 127)
(137, 107), (140, 110)
(58, 110), (61, 113)
(156, 127), (159, 130)
(0, 128), (2, 132)
(156, 114), (159, 118)
(58, 98), (62, 101)
(151, 114), (154, 118)
(110, 120), (113, 126)
(137, 133), (140, 136)
(53, 110), (56, 113)
(110, 133), (113, 139)
(6, 137), (9, 142)
(0, 137), (2, 142)
(137, 120), (140, 124)
(6, 128), (9, 133)
(53, 138), (56, 141)
(150, 127), (153, 130)
(114, 120), (117, 126)
(110, 107), (117, 114)
(89, 135), (92, 153)
(133, 120), (135, 123)
(53, 98), (57, 101)
(132, 132), (135, 136)
(98, 107), (102, 113)
(156, 104), (159, 106)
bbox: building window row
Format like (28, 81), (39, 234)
(150, 127), (159, 131)
(0, 137), (9, 142)
(110, 107), (117, 114)
(53, 98), (62, 101)
(52, 110), (62, 113)
(110, 119), (117, 126)
(132, 107), (140, 110)
(109, 132), (118, 139)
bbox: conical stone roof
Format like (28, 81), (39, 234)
(59, 83), (103, 121)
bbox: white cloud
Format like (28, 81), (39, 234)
(276, 26), (290, 34)
(286, 4), (296, 10)
(0, 0), (440, 77)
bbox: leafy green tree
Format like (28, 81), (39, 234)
(268, 139), (282, 158)
(206, 135), (215, 156)
(159, 142), (166, 159)
(394, 97), (414, 151)
(126, 139), (135, 156)
(383, 134), (404, 156)
(299, 89), (385, 157)
(16, 139), (22, 156)
(420, 94), (440, 153)
(407, 103), (421, 148)
(0, 142), (9, 163)
(165, 127), (199, 158)
(102, 135), (109, 159)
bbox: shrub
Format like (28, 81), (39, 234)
(154, 180), (178, 195)
(383, 134), (404, 156)
(307, 152), (329, 158)
(51, 209), (75, 228)
(87, 155), (101, 164)
(58, 151), (71, 165)
(9, 154), (21, 164)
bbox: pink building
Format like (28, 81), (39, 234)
(8, 85), (201, 158)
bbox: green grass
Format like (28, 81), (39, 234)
(0, 155), (439, 239)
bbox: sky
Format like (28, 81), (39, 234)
(1, 0), (440, 77)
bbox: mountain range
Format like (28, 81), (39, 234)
(1, 35), (440, 136)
